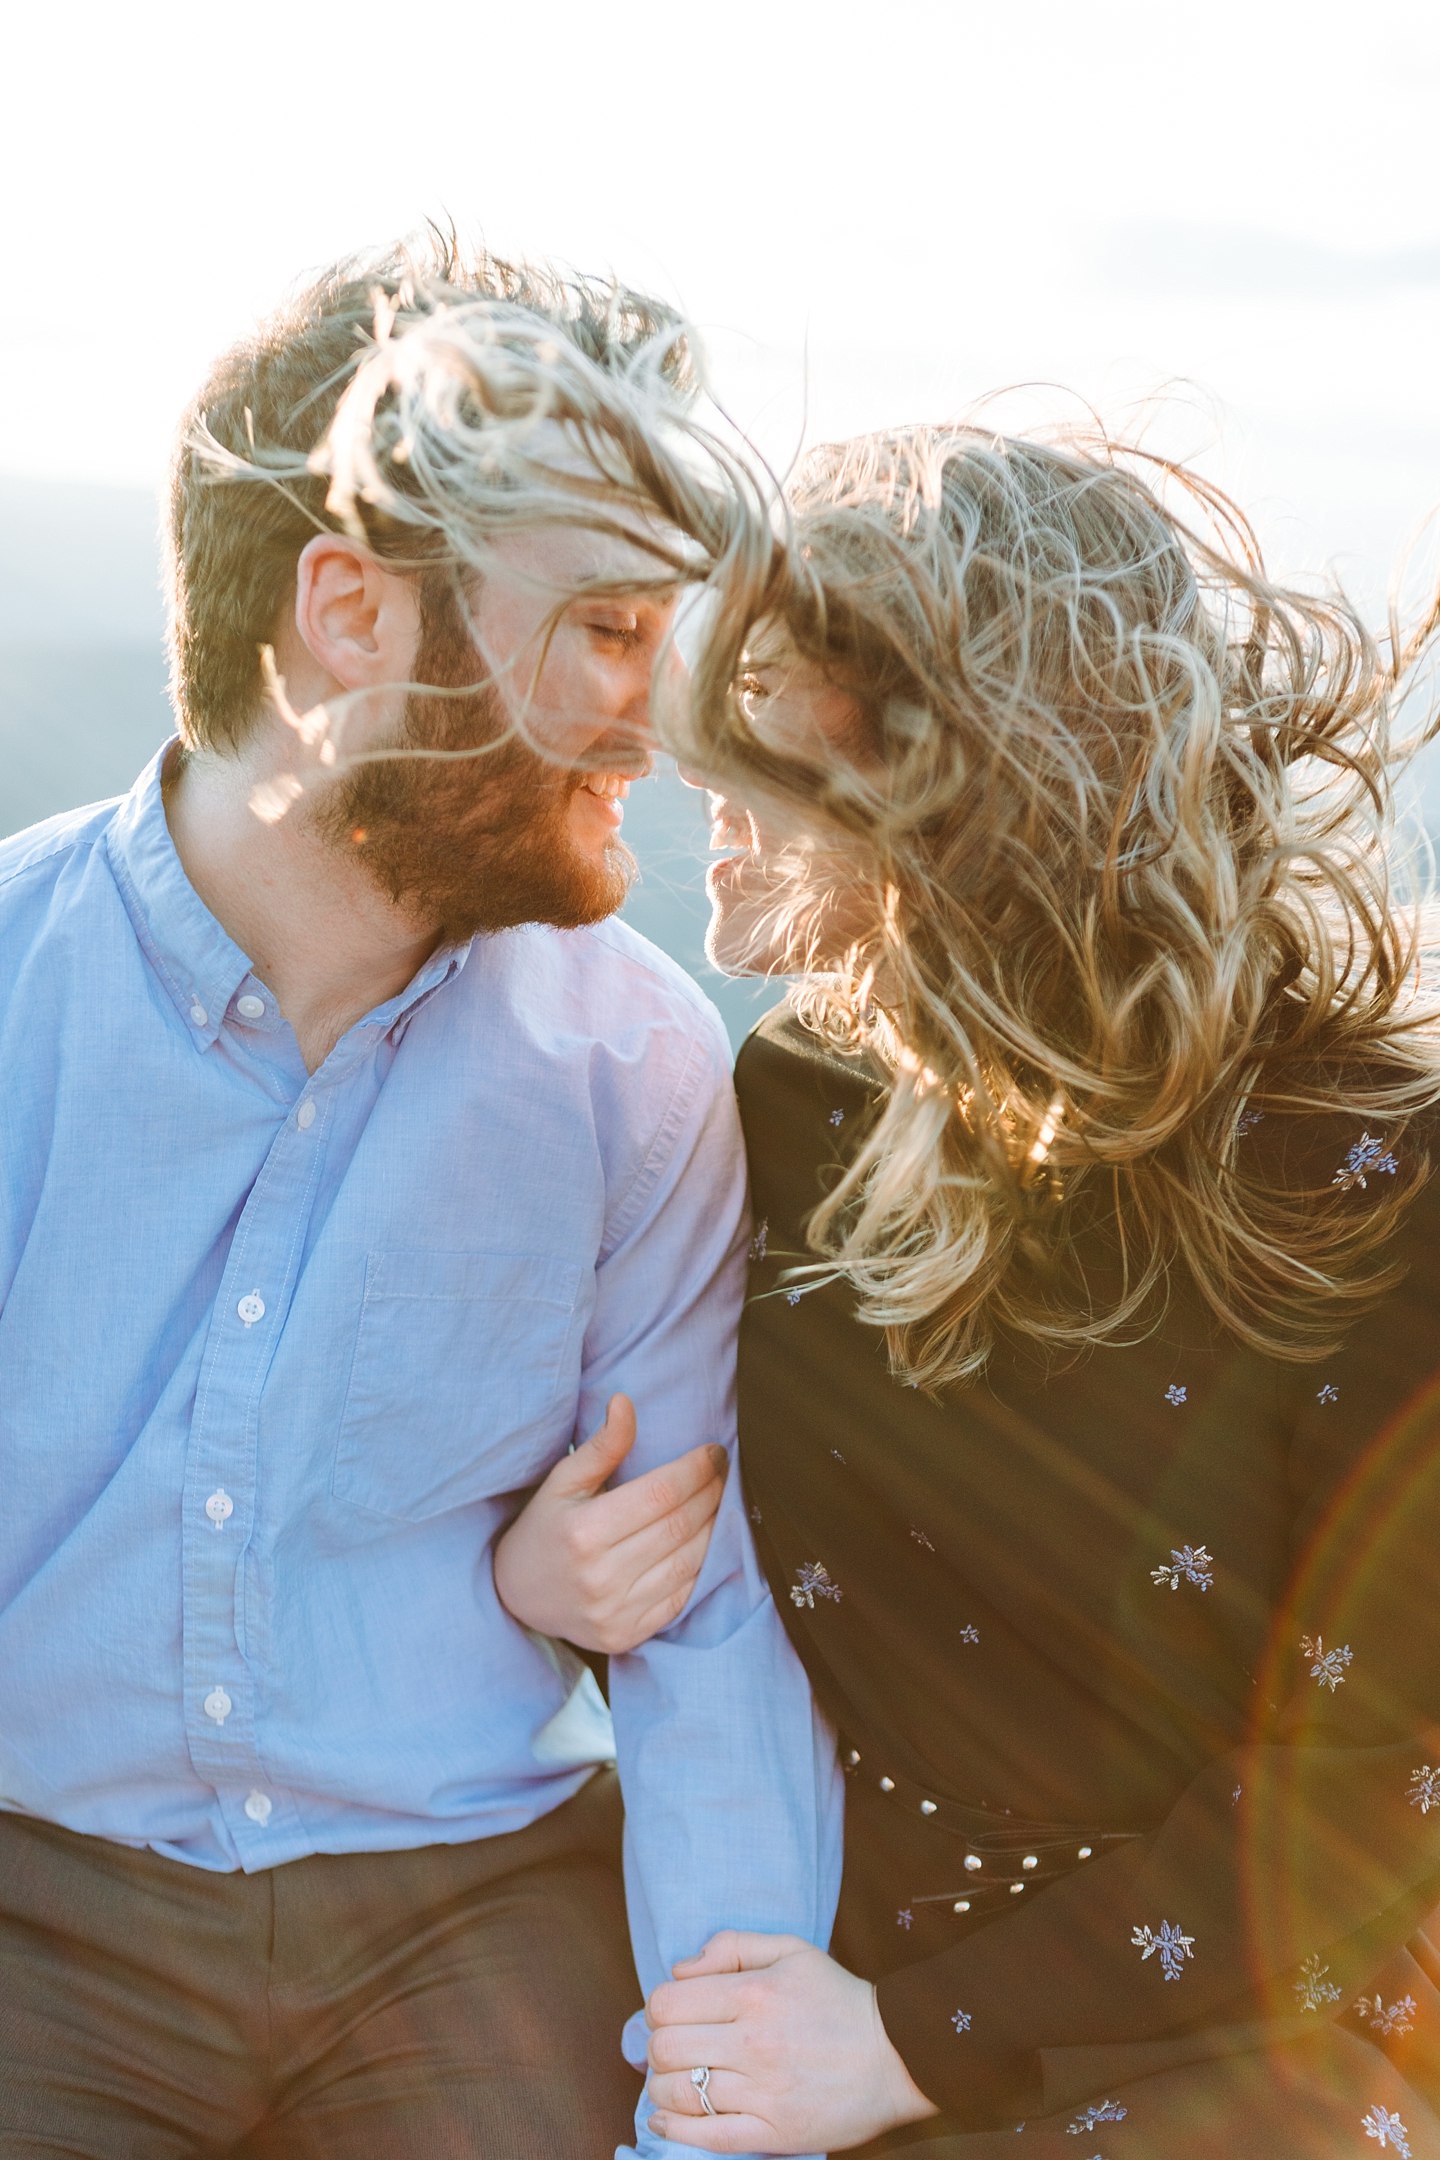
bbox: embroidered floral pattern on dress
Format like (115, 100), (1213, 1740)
(1317, 1383), (1339, 1404)
(1294, 1953), (1342, 2011)
(951, 2009), (972, 2033)
(1334, 1134), (1399, 1191)
(1357, 1994), (1417, 2037)
(829, 1109), (845, 1127)
(785, 1288), (802, 1305)
(1165, 1384), (1188, 1405)
(910, 1527), (936, 1552)
(1151, 1544), (1214, 1592)
(959, 1625), (980, 1644)
(1409, 1765), (1440, 1814)
(748, 1218), (768, 1262)
(897, 1909), (913, 1930)
(789, 1562), (842, 1609)
(1132, 1920), (1195, 1979)
(1299, 1634), (1353, 1691)
(1236, 1107), (1265, 1136)
(1362, 2104), (1412, 2154)
(1067, 2101), (1127, 2133)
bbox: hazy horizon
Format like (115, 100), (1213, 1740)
(7, 0), (1440, 1031)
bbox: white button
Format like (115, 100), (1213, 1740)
(190, 1003), (208, 1027)
(964, 1854), (983, 1871)
(296, 1099), (316, 1130)
(921, 1799), (937, 1815)
(1022, 1854), (1038, 1869)
(953, 1899), (971, 1913)
(236, 995), (265, 1020)
(237, 1293), (266, 1327)
(244, 1790), (272, 1825)
(203, 1686), (232, 1725)
(205, 1487), (234, 1528)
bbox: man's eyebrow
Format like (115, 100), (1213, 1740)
(570, 578), (681, 608)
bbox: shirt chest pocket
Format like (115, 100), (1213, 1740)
(331, 1250), (587, 1522)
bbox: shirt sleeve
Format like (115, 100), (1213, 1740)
(580, 1006), (846, 2160)
(875, 1338), (1440, 2129)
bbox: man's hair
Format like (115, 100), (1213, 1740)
(165, 231), (695, 753)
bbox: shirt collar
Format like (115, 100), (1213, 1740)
(103, 740), (472, 1055)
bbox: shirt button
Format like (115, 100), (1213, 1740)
(190, 1003), (208, 1027)
(205, 1487), (234, 1528)
(237, 1293), (266, 1327)
(236, 994), (265, 1020)
(296, 1099), (316, 1130)
(203, 1686), (233, 1725)
(244, 1790), (272, 1825)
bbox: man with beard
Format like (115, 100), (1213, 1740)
(0, 246), (840, 2160)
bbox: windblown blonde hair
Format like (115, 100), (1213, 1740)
(678, 427), (1440, 1386)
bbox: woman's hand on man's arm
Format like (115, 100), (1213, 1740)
(644, 1930), (940, 2155)
(492, 1394), (729, 1653)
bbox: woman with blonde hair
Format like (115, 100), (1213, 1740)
(499, 424), (1440, 2155)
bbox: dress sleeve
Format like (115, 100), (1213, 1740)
(877, 1250), (1440, 2129)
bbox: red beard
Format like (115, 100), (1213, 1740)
(316, 573), (635, 942)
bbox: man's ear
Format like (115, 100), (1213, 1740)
(293, 533), (420, 689)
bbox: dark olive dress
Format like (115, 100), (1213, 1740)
(735, 1007), (1440, 2158)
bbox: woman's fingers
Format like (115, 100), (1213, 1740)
(582, 1525), (716, 1655)
(645, 2107), (774, 2155)
(493, 1417), (728, 1651)
(576, 1486), (725, 1651)
(646, 2066), (759, 2119)
(670, 1929), (811, 1978)
(606, 1471), (724, 1587)
(598, 1438), (729, 1543)
(647, 1995), (751, 2064)
(621, 1514), (720, 1618)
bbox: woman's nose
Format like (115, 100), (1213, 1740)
(677, 764), (708, 792)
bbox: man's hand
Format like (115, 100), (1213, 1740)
(643, 1930), (939, 2154)
(492, 1395), (728, 1652)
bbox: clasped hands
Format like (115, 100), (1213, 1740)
(492, 1407), (938, 2149)
(643, 1930), (938, 2154)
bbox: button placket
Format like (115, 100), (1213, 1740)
(203, 1686), (233, 1725)
(180, 1070), (332, 1841)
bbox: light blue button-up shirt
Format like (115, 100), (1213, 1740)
(0, 745), (842, 2160)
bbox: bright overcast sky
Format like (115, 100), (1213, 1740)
(7, 0), (1440, 613)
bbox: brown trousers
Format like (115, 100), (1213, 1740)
(0, 1770), (643, 2159)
